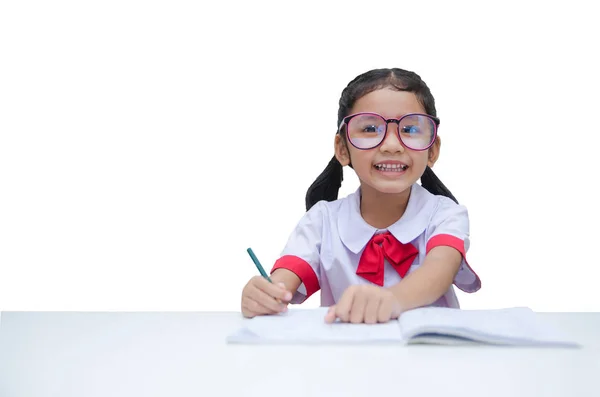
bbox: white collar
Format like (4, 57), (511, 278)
(337, 184), (436, 254)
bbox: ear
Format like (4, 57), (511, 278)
(427, 136), (441, 167)
(334, 134), (351, 166)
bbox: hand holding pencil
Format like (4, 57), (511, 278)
(241, 248), (293, 318)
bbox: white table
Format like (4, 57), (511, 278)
(1, 311), (599, 397)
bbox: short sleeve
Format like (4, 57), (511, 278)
(425, 198), (481, 293)
(270, 201), (324, 303)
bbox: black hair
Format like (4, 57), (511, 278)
(305, 68), (458, 211)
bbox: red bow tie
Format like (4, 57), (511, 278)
(356, 231), (418, 286)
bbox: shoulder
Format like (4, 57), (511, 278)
(432, 196), (469, 225)
(306, 189), (357, 221)
(412, 185), (469, 239)
(293, 191), (361, 247)
(279, 193), (355, 257)
(411, 184), (469, 225)
(286, 194), (348, 239)
(432, 195), (468, 221)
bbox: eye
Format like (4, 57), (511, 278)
(362, 125), (380, 133)
(401, 125), (421, 134)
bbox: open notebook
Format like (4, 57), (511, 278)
(226, 306), (579, 347)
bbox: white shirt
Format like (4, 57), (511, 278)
(271, 183), (481, 308)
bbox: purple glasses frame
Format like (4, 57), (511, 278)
(338, 112), (440, 151)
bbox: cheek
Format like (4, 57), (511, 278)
(411, 152), (430, 166)
(348, 150), (374, 170)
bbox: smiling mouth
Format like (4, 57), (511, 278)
(374, 163), (408, 172)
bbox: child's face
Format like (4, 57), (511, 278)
(334, 88), (440, 196)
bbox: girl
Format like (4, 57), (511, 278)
(241, 68), (481, 324)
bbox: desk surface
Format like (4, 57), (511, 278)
(1, 311), (599, 397)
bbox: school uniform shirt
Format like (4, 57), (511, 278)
(270, 183), (481, 308)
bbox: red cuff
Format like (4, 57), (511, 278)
(426, 234), (466, 256)
(271, 255), (320, 298)
(426, 234), (481, 293)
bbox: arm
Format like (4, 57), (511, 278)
(390, 197), (480, 312)
(271, 268), (302, 296)
(387, 245), (462, 313)
(268, 201), (325, 304)
(241, 199), (323, 318)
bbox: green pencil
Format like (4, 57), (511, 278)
(246, 247), (272, 282)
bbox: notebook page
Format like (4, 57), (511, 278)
(398, 307), (578, 346)
(227, 307), (404, 344)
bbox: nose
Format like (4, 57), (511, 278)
(379, 121), (405, 153)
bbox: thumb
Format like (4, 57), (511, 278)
(324, 305), (337, 323)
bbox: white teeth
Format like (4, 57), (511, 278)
(375, 164), (408, 171)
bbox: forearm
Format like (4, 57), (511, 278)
(388, 246), (462, 312)
(270, 268), (302, 295)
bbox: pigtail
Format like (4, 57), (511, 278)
(305, 155), (344, 211)
(420, 166), (458, 204)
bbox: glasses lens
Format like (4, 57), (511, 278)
(398, 115), (435, 150)
(347, 114), (386, 149)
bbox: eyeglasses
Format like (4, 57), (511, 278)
(338, 112), (439, 151)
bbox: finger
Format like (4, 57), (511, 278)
(254, 277), (293, 302)
(249, 277), (289, 304)
(241, 303), (256, 318)
(276, 282), (293, 302)
(242, 296), (277, 317)
(390, 300), (402, 320)
(363, 296), (380, 324)
(247, 283), (288, 313)
(349, 291), (367, 324)
(324, 306), (337, 323)
(334, 289), (355, 323)
(377, 298), (393, 323)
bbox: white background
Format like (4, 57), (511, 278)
(1, 0), (598, 312)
